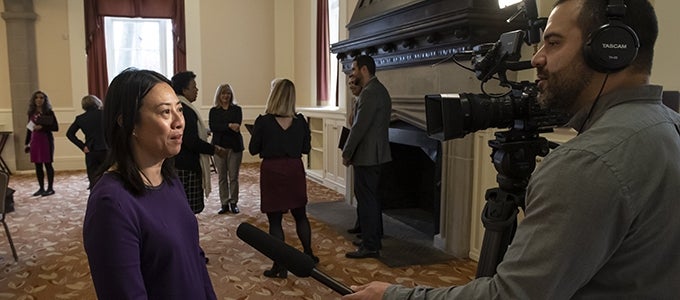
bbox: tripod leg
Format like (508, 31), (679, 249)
(475, 188), (519, 278)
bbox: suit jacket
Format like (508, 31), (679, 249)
(342, 76), (392, 166)
(66, 108), (107, 152)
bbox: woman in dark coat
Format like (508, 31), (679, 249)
(66, 95), (107, 189)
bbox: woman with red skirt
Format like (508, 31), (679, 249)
(248, 78), (317, 279)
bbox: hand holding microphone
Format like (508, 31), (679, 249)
(236, 222), (354, 295)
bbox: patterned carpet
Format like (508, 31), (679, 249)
(0, 163), (476, 299)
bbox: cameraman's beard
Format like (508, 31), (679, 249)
(538, 60), (594, 114)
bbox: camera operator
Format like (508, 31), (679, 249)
(342, 0), (680, 299)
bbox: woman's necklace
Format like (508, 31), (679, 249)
(139, 169), (160, 188)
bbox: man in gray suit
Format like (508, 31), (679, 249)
(342, 55), (392, 259)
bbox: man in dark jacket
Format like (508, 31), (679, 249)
(342, 55), (392, 259)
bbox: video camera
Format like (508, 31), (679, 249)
(425, 3), (568, 141)
(426, 0), (573, 279)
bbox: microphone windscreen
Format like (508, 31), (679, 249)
(236, 222), (316, 277)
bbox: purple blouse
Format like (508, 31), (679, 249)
(83, 173), (216, 300)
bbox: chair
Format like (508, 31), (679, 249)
(0, 171), (17, 262)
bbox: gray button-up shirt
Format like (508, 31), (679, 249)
(385, 85), (680, 299)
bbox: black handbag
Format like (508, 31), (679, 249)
(36, 115), (55, 126)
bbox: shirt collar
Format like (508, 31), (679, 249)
(365, 76), (378, 87)
(567, 84), (663, 132)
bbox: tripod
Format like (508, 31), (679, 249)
(475, 121), (554, 278)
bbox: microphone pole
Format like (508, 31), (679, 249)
(236, 222), (354, 295)
(310, 269), (354, 296)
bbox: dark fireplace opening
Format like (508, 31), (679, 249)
(379, 121), (441, 236)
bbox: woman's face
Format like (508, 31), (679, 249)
(132, 83), (185, 163)
(219, 87), (232, 106)
(34, 93), (46, 108)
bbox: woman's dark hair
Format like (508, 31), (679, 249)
(171, 71), (196, 95)
(98, 67), (176, 195)
(27, 90), (53, 116)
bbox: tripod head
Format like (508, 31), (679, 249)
(489, 120), (554, 201)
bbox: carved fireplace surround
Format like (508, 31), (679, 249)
(331, 0), (518, 258)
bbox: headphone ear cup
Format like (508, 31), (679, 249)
(583, 22), (639, 73)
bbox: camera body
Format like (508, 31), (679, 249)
(425, 30), (568, 141)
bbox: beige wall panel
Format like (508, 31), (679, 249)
(199, 0), (275, 109)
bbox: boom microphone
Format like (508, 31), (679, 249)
(236, 222), (354, 295)
(236, 222), (315, 276)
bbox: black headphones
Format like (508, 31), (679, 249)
(583, 0), (639, 73)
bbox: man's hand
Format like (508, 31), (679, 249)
(83, 146), (90, 154)
(343, 157), (352, 167)
(341, 282), (391, 300)
(214, 145), (228, 158)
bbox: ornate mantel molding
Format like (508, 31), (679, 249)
(331, 0), (520, 73)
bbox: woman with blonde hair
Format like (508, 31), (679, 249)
(208, 83), (244, 214)
(249, 78), (317, 278)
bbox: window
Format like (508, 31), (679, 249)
(104, 17), (174, 82)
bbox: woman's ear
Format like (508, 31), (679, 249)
(117, 115), (124, 127)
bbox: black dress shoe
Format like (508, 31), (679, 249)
(345, 247), (379, 259)
(263, 268), (287, 278)
(356, 233), (383, 239)
(347, 226), (361, 234)
(356, 241), (383, 250)
(263, 263), (287, 278)
(217, 206), (229, 214)
(41, 189), (55, 197)
(305, 253), (320, 264)
(33, 189), (45, 196)
(229, 203), (240, 214)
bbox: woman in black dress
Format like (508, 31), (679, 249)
(248, 78), (317, 278)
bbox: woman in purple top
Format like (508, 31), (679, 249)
(82, 68), (216, 300)
(24, 90), (59, 197)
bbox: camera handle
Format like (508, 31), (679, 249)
(475, 125), (552, 278)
